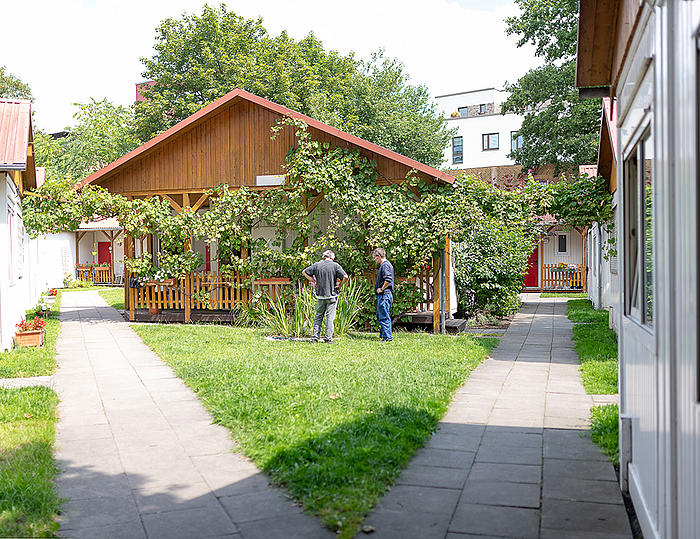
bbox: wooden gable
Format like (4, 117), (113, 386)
(83, 90), (453, 197)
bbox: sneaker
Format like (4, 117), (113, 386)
(322, 337), (334, 343)
(382, 338), (393, 342)
(310, 336), (320, 342)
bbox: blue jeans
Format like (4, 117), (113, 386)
(376, 291), (393, 340)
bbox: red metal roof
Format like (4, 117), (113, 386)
(0, 99), (32, 170)
(79, 88), (455, 188)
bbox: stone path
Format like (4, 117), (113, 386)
(360, 294), (632, 538)
(53, 291), (333, 539)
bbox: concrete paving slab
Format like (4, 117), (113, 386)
(357, 295), (631, 538)
(53, 291), (331, 538)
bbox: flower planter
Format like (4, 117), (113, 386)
(15, 330), (44, 348)
(148, 306), (162, 315)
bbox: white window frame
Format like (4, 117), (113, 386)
(623, 124), (654, 327)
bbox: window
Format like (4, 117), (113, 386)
(452, 136), (463, 164)
(482, 133), (499, 151)
(511, 131), (524, 152)
(458, 107), (468, 118)
(557, 233), (568, 254)
(624, 128), (654, 325)
(479, 104), (486, 115)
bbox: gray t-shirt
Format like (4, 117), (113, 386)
(303, 260), (348, 299)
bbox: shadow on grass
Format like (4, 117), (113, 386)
(264, 405), (436, 536)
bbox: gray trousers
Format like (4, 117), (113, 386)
(312, 298), (337, 339)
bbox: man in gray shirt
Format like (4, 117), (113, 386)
(302, 250), (348, 342)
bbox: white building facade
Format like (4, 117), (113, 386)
(578, 1), (700, 538)
(434, 88), (524, 169)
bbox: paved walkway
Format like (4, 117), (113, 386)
(53, 291), (333, 539)
(360, 294), (632, 539)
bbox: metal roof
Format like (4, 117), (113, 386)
(0, 99), (32, 171)
(79, 88), (455, 188)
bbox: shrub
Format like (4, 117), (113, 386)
(453, 219), (534, 317)
(355, 279), (423, 330)
(260, 280), (367, 338)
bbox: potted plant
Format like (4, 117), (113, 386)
(15, 317), (47, 348)
(34, 302), (50, 318)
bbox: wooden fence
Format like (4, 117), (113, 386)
(76, 266), (114, 284)
(541, 264), (585, 290)
(126, 266), (440, 319)
(130, 272), (254, 311)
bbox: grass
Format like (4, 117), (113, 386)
(567, 299), (610, 323)
(566, 299), (618, 394)
(591, 404), (619, 463)
(98, 288), (125, 310)
(132, 325), (497, 538)
(0, 292), (62, 378)
(540, 292), (587, 299)
(0, 387), (61, 538)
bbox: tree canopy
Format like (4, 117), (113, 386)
(136, 4), (452, 166)
(35, 99), (140, 182)
(502, 0), (601, 173)
(0, 66), (33, 100)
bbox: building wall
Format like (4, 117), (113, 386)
(435, 88), (524, 169)
(612, 3), (700, 537)
(0, 173), (43, 351)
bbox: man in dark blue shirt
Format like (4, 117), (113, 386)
(372, 248), (394, 342)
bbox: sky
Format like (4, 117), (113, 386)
(3, 0), (541, 133)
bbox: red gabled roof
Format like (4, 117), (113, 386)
(0, 99), (32, 171)
(79, 88), (455, 188)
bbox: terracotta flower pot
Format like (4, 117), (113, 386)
(15, 330), (44, 348)
(148, 306), (162, 315)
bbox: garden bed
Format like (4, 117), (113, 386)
(132, 324), (497, 538)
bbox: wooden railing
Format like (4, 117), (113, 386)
(131, 272), (253, 311)
(76, 266), (114, 284)
(542, 264), (585, 290)
(126, 269), (436, 320)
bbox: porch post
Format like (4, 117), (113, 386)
(582, 227), (588, 293)
(444, 234), (452, 319)
(539, 237), (543, 293)
(109, 231), (115, 283)
(125, 234), (135, 321)
(432, 255), (441, 334)
(183, 193), (192, 322)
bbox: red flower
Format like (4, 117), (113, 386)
(16, 317), (47, 332)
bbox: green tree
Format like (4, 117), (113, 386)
(136, 3), (452, 166)
(0, 66), (32, 100)
(35, 99), (140, 182)
(502, 0), (601, 173)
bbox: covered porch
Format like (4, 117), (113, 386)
(524, 225), (588, 292)
(74, 218), (124, 284)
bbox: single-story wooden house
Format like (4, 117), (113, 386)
(578, 1), (700, 537)
(79, 89), (457, 329)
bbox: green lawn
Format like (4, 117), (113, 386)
(98, 288), (125, 310)
(0, 293), (62, 378)
(566, 300), (618, 394)
(591, 404), (619, 463)
(132, 325), (497, 538)
(0, 387), (61, 538)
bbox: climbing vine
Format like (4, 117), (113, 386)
(23, 118), (580, 315)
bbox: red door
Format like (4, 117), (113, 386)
(523, 247), (539, 288)
(97, 242), (111, 265)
